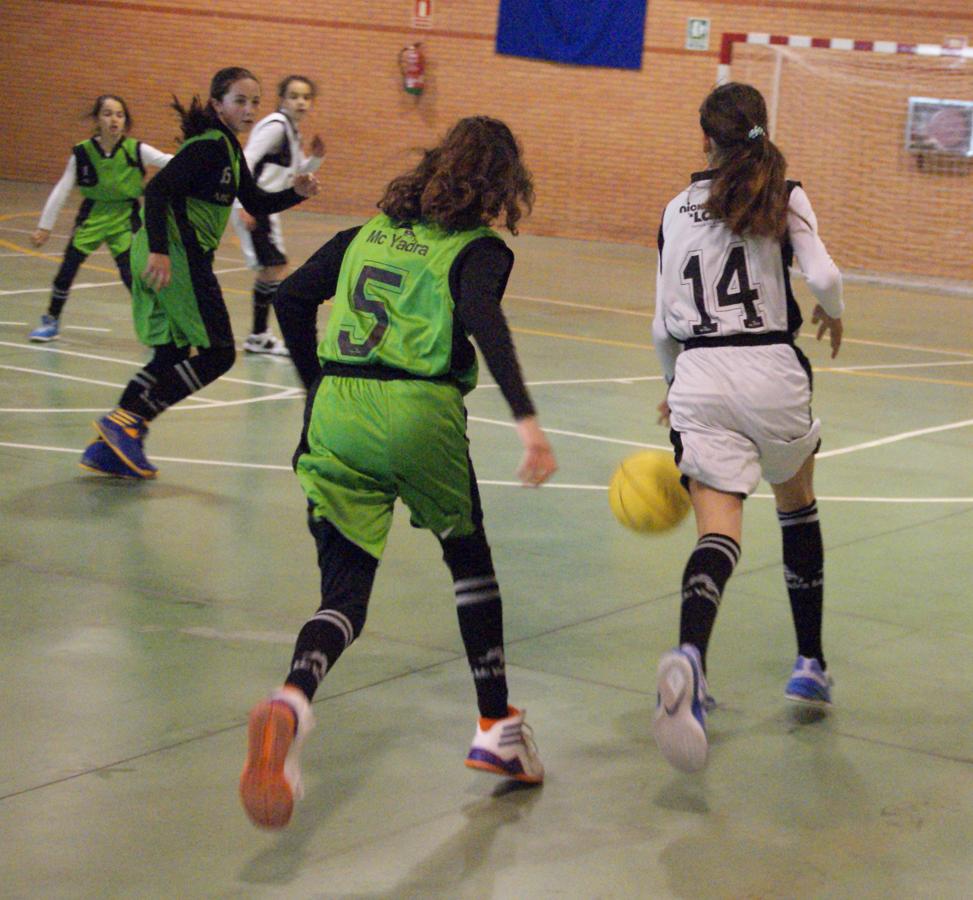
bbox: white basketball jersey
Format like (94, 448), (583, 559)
(656, 171), (809, 342)
(248, 112), (304, 192)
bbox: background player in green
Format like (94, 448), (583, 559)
(239, 116), (557, 829)
(28, 94), (172, 342)
(81, 67), (318, 479)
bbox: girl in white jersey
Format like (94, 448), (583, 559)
(230, 74), (324, 355)
(650, 83), (844, 774)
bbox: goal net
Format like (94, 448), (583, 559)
(724, 40), (973, 291)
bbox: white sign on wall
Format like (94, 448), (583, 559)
(413, 0), (432, 29)
(686, 18), (710, 51)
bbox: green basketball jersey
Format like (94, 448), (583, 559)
(74, 137), (144, 202)
(321, 214), (497, 392)
(177, 129), (241, 253)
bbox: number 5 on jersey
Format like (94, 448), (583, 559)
(337, 264), (405, 358)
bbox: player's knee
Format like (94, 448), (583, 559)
(208, 344), (236, 376)
(441, 527), (495, 581)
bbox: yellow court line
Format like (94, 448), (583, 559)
(817, 368), (973, 388)
(513, 326), (973, 387)
(0, 211), (41, 223)
(0, 237), (119, 275)
(0, 234), (251, 296)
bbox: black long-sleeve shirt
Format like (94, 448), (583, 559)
(275, 227), (536, 419)
(144, 119), (302, 255)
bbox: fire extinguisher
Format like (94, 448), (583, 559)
(399, 43), (425, 96)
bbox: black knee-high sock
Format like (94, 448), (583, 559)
(118, 343), (189, 420)
(778, 501), (825, 667)
(285, 517), (378, 701)
(678, 533), (741, 672)
(252, 280), (279, 334)
(118, 345), (235, 421)
(442, 529), (508, 719)
(115, 250), (133, 292)
(49, 245), (87, 318)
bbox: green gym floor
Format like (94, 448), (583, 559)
(1, 178), (972, 899)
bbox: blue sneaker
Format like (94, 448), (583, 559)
(79, 438), (143, 479)
(29, 314), (60, 342)
(94, 408), (158, 478)
(653, 643), (709, 773)
(785, 656), (833, 706)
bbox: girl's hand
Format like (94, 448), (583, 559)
(656, 398), (671, 427)
(142, 253), (171, 291)
(309, 134), (325, 157)
(238, 209), (257, 231)
(515, 416), (557, 487)
(811, 304), (843, 358)
(31, 228), (50, 247)
(293, 173), (319, 198)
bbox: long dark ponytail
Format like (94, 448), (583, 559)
(699, 82), (789, 238)
(171, 66), (258, 141)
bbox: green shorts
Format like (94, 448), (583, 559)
(295, 376), (474, 558)
(130, 226), (231, 349)
(70, 200), (137, 257)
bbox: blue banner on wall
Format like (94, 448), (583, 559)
(496, 0), (648, 70)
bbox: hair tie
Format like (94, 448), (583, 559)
(748, 125), (765, 140)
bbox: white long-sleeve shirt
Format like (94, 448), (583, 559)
(653, 173), (843, 383)
(232, 111), (322, 209)
(37, 141), (172, 231)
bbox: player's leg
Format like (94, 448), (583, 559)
(680, 481), (743, 672)
(243, 214), (289, 355)
(92, 238), (235, 477)
(29, 245), (87, 341)
(772, 453), (832, 706)
(240, 516), (378, 829)
(653, 481), (742, 773)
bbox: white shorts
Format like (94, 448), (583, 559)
(230, 208), (286, 271)
(668, 343), (820, 496)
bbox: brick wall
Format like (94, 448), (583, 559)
(2, 0), (970, 280)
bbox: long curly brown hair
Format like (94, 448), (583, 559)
(379, 116), (534, 234)
(700, 83), (789, 238)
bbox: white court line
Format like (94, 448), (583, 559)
(818, 418), (973, 458)
(0, 363), (217, 403)
(0, 266), (249, 297)
(479, 374), (663, 389)
(0, 282), (118, 296)
(828, 360), (973, 372)
(0, 341), (296, 390)
(1, 441), (971, 503)
(468, 415), (669, 450)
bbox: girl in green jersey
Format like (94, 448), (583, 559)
(83, 68), (318, 479)
(28, 95), (172, 342)
(240, 116), (557, 829)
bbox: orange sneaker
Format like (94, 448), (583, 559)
(239, 688), (314, 829)
(464, 706), (544, 784)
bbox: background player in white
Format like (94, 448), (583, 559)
(650, 82), (844, 773)
(230, 74), (324, 355)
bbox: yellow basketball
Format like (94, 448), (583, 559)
(608, 450), (691, 533)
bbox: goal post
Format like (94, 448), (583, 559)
(717, 33), (973, 290)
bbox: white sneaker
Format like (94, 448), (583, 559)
(464, 706), (544, 783)
(243, 332), (289, 356)
(239, 687), (314, 828)
(653, 644), (709, 773)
